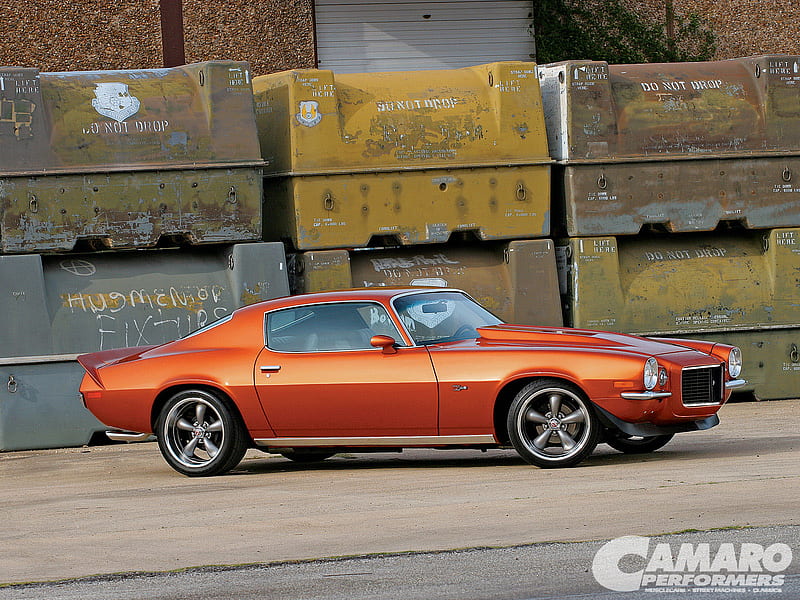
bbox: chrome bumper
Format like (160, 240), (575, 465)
(620, 390), (672, 400)
(725, 379), (747, 389)
(105, 430), (154, 443)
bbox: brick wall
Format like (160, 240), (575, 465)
(0, 0), (315, 76)
(0, 1), (798, 75)
(577, 0), (800, 59)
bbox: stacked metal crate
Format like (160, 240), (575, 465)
(0, 62), (289, 450)
(537, 56), (800, 400)
(251, 63), (562, 326)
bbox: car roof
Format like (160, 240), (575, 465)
(234, 287), (463, 316)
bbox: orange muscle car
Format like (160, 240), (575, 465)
(78, 288), (745, 476)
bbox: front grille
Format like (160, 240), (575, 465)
(682, 365), (723, 405)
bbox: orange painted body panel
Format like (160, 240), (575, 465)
(253, 345), (438, 437)
(78, 288), (739, 454)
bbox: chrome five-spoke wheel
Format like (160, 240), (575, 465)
(156, 389), (248, 477)
(507, 379), (599, 468)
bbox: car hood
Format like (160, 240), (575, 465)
(476, 324), (693, 357)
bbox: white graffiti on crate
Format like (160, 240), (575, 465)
(61, 285), (229, 350)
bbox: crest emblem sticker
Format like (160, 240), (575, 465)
(296, 100), (321, 127)
(91, 82), (141, 122)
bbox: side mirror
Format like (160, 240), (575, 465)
(370, 334), (397, 354)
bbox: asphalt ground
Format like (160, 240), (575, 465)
(1, 398), (798, 587)
(2, 526), (799, 600)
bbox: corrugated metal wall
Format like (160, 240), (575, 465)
(315, 0), (535, 73)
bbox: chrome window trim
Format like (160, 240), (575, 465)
(263, 299), (408, 353)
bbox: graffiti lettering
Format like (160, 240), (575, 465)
(95, 307), (229, 350)
(370, 253), (460, 272)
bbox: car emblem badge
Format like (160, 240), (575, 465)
(548, 417), (561, 430)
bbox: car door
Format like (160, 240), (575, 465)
(253, 301), (438, 438)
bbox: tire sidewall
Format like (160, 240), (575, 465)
(156, 389), (248, 477)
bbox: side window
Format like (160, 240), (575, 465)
(267, 302), (404, 352)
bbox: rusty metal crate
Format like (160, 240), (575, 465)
(0, 242), (288, 357)
(0, 62), (264, 253)
(0, 242), (289, 451)
(253, 63), (552, 249)
(264, 166), (550, 250)
(291, 240), (562, 326)
(662, 329), (800, 401)
(0, 358), (106, 451)
(557, 228), (800, 335)
(538, 56), (800, 235)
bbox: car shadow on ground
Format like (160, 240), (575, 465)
(225, 432), (796, 476)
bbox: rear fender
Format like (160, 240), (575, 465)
(77, 345), (157, 387)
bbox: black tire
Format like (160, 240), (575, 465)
(507, 379), (600, 468)
(155, 389), (248, 477)
(604, 431), (674, 454)
(280, 450), (336, 463)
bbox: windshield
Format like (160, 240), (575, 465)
(393, 291), (503, 345)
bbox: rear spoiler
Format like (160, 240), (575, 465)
(76, 346), (156, 387)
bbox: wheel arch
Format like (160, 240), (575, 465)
(492, 374), (591, 445)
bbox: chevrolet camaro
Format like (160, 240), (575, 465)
(78, 288), (745, 476)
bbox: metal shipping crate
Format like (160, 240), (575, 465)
(0, 62), (264, 253)
(0, 242), (289, 450)
(556, 228), (800, 399)
(253, 63), (552, 249)
(1, 242), (289, 357)
(0, 359), (105, 451)
(663, 329), (800, 401)
(557, 228), (800, 335)
(291, 240), (562, 326)
(538, 56), (800, 236)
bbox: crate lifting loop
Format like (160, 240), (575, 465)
(597, 173), (607, 190)
(782, 167), (792, 182)
(7, 375), (17, 394)
(515, 183), (527, 201)
(791, 344), (799, 364)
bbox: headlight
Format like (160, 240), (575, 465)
(728, 346), (743, 378)
(644, 357), (659, 390)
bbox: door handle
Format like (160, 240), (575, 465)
(260, 365), (282, 373)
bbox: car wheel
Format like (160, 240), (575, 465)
(156, 389), (248, 477)
(507, 379), (600, 468)
(280, 450), (336, 463)
(604, 431), (674, 454)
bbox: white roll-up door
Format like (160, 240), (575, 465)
(314, 0), (535, 73)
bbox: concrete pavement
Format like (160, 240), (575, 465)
(1, 398), (798, 584)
